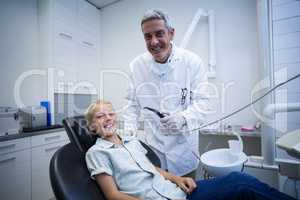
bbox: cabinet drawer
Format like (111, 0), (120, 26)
(0, 149), (31, 200)
(78, 31), (98, 50)
(0, 137), (30, 155)
(53, 26), (76, 67)
(31, 131), (69, 147)
(54, 19), (75, 41)
(31, 140), (68, 200)
(32, 140), (68, 169)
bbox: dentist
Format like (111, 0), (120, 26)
(124, 9), (209, 177)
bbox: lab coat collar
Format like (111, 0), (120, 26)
(95, 134), (132, 149)
(149, 43), (180, 77)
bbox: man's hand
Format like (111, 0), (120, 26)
(173, 176), (197, 195)
(160, 112), (186, 132)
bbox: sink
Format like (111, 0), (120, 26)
(200, 131), (248, 177)
(200, 148), (248, 177)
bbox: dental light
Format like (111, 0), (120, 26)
(180, 8), (216, 78)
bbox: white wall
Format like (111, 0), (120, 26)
(0, 0), (261, 126)
(99, 0), (260, 126)
(0, 0), (47, 107)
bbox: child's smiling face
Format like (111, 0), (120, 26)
(90, 103), (118, 139)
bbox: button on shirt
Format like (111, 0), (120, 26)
(85, 136), (187, 200)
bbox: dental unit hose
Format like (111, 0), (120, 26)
(191, 73), (300, 132)
(189, 73), (300, 161)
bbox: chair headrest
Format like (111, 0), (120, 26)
(63, 116), (97, 153)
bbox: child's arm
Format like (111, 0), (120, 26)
(95, 173), (141, 200)
(155, 167), (197, 195)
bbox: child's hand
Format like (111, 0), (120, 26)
(174, 177), (197, 195)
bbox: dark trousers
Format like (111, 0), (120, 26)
(187, 172), (296, 200)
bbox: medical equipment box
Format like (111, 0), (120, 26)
(0, 107), (21, 136)
(19, 106), (47, 129)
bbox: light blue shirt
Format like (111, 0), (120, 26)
(85, 136), (187, 200)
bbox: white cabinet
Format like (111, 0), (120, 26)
(53, 0), (77, 25)
(39, 0), (100, 121)
(39, 0), (100, 89)
(0, 137), (31, 154)
(0, 130), (69, 200)
(76, 0), (100, 92)
(31, 130), (69, 147)
(0, 138), (31, 200)
(53, 21), (77, 68)
(31, 131), (69, 200)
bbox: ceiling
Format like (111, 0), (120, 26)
(87, 0), (122, 9)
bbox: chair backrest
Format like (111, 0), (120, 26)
(62, 116), (96, 153)
(50, 143), (105, 200)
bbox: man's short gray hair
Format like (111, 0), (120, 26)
(141, 9), (173, 31)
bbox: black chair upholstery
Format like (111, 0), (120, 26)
(62, 115), (97, 153)
(50, 115), (160, 200)
(50, 143), (104, 200)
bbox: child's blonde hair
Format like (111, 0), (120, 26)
(85, 100), (112, 128)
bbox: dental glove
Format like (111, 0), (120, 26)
(160, 112), (187, 133)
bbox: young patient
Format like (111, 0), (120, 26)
(85, 100), (295, 200)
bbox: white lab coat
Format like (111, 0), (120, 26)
(124, 44), (209, 176)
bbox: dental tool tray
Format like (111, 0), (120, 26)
(276, 130), (300, 159)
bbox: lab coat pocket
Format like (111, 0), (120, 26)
(161, 90), (182, 113)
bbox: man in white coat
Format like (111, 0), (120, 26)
(124, 9), (209, 177)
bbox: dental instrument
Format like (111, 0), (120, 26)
(143, 107), (168, 118)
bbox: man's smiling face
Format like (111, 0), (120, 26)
(142, 19), (174, 63)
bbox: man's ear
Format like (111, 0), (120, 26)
(169, 28), (175, 40)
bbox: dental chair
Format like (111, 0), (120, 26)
(49, 116), (161, 200)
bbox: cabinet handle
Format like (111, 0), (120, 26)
(59, 32), (72, 39)
(45, 145), (62, 152)
(82, 41), (94, 47)
(0, 144), (16, 151)
(0, 156), (16, 164)
(45, 135), (61, 142)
